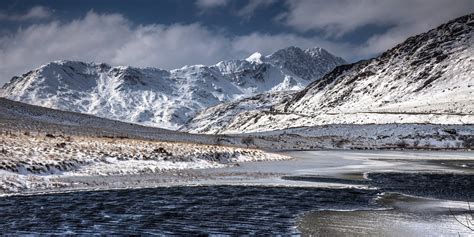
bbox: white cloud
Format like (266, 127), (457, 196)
(1, 11), (351, 85)
(195, 0), (231, 9)
(111, 23), (234, 69)
(0, 6), (52, 21)
(0, 11), (237, 85)
(281, 0), (473, 36)
(279, 0), (474, 56)
(196, 0), (278, 19)
(1, 3), (470, 86)
(237, 0), (277, 19)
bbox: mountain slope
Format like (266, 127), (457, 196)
(184, 13), (474, 134)
(0, 47), (345, 129)
(0, 97), (218, 144)
(182, 90), (295, 134)
(285, 14), (473, 115)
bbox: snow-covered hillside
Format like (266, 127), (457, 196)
(0, 98), (290, 193)
(185, 14), (474, 134)
(182, 91), (295, 134)
(0, 97), (246, 147)
(0, 47), (345, 129)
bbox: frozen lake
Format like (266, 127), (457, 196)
(1, 150), (473, 235)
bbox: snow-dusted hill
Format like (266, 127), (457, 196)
(0, 47), (345, 129)
(184, 14), (474, 134)
(182, 90), (295, 134)
(0, 97), (219, 144)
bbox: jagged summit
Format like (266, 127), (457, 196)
(266, 46), (346, 80)
(245, 52), (263, 63)
(1, 46), (345, 129)
(285, 13), (474, 114)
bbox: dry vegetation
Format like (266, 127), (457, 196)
(0, 131), (284, 175)
(0, 128), (288, 193)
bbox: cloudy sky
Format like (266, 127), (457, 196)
(0, 0), (472, 85)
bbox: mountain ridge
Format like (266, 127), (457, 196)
(184, 13), (474, 134)
(1, 47), (346, 129)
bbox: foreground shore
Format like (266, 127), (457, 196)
(0, 131), (288, 194)
(0, 99), (473, 234)
(1, 126), (473, 196)
(0, 150), (472, 235)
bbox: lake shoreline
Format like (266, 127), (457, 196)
(0, 150), (472, 235)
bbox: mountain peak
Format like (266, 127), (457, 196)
(269, 46), (304, 58)
(245, 52), (263, 63)
(181, 13), (474, 134)
(304, 47), (329, 57)
(42, 60), (91, 68)
(1, 44), (346, 129)
(282, 13), (474, 118)
(265, 46), (347, 80)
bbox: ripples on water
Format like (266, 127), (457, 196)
(2, 172), (472, 235)
(368, 172), (474, 201)
(284, 172), (474, 201)
(0, 186), (379, 235)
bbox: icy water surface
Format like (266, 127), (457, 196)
(1, 150), (473, 235)
(299, 208), (473, 237)
(0, 186), (379, 235)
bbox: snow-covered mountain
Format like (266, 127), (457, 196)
(182, 90), (295, 133)
(0, 47), (345, 129)
(184, 13), (474, 134)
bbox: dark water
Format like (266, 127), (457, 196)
(0, 186), (380, 235)
(2, 170), (472, 235)
(367, 172), (474, 201)
(283, 172), (474, 201)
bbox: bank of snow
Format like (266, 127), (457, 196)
(0, 132), (288, 193)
